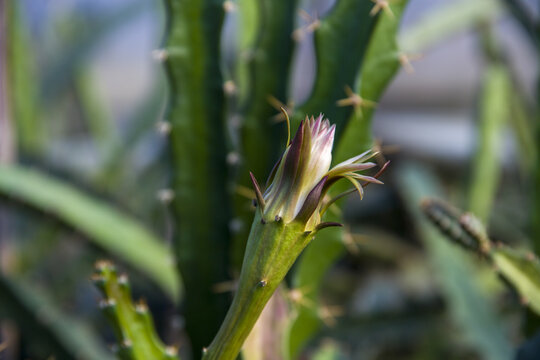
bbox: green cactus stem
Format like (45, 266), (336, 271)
(423, 199), (540, 315)
(92, 261), (178, 360)
(297, 0), (377, 134)
(161, 0), (232, 354)
(202, 213), (312, 360)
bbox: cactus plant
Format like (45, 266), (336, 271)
(92, 261), (178, 360)
(423, 199), (540, 315)
(161, 0), (233, 353)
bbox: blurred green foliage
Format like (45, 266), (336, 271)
(0, 0), (539, 359)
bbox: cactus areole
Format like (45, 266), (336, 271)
(202, 114), (383, 360)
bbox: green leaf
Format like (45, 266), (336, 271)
(0, 165), (180, 300)
(0, 275), (114, 360)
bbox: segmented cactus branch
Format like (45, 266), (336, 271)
(92, 261), (178, 360)
(423, 199), (540, 315)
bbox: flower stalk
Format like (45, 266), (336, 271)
(202, 114), (383, 360)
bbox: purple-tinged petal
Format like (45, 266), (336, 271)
(350, 174), (384, 185)
(326, 162), (376, 179)
(294, 176), (328, 224)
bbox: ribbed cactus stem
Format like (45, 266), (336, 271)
(202, 213), (312, 360)
(162, 0), (232, 353)
(92, 261), (178, 360)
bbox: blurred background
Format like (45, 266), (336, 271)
(0, 0), (539, 359)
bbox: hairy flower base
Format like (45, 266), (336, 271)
(202, 213), (313, 360)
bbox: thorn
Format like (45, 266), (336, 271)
(165, 346), (178, 356)
(267, 95), (295, 123)
(99, 298), (117, 309)
(157, 189), (175, 204)
(95, 260), (114, 272)
(526, 252), (536, 261)
(275, 215), (282, 222)
(235, 185), (256, 200)
(318, 304), (343, 327)
(135, 299), (149, 313)
(229, 218), (243, 234)
(336, 86), (376, 118)
(212, 279), (238, 293)
(370, 0), (395, 18)
(223, 0), (236, 12)
(303, 230), (312, 236)
(117, 273), (129, 286)
(398, 52), (423, 74)
(288, 286), (316, 309)
(223, 80), (237, 95)
(261, 218), (267, 224)
(292, 10), (320, 42)
(151, 48), (169, 62)
(520, 296), (529, 306)
(342, 230), (360, 255)
(226, 151), (241, 166)
(156, 121), (171, 135)
(202, 347), (208, 354)
(121, 339), (133, 348)
(258, 280), (268, 288)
